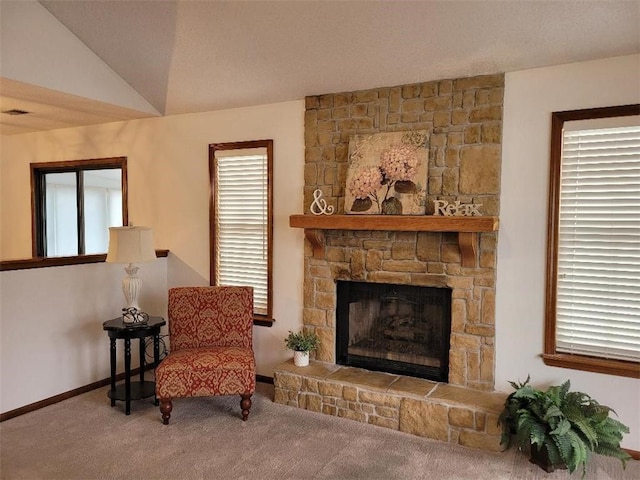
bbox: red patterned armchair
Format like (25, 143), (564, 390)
(155, 286), (256, 424)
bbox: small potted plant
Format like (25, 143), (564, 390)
(284, 330), (320, 367)
(498, 376), (631, 476)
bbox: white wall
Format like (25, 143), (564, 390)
(146, 102), (306, 377)
(496, 54), (640, 450)
(0, 100), (305, 413)
(0, 259), (167, 412)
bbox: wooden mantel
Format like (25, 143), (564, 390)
(289, 215), (499, 268)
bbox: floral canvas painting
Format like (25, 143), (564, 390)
(345, 131), (429, 215)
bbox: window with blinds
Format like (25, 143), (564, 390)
(556, 125), (640, 362)
(545, 105), (640, 378)
(210, 140), (273, 320)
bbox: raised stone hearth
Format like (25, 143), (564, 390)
(274, 360), (506, 452)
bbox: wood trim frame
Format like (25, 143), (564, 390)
(0, 371), (272, 422)
(255, 374), (274, 384)
(625, 449), (640, 461)
(541, 353), (640, 379)
(0, 366), (148, 422)
(30, 157), (129, 257)
(0, 250), (169, 272)
(544, 104), (640, 378)
(209, 140), (274, 327)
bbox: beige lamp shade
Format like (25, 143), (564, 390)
(107, 226), (156, 320)
(106, 226), (156, 264)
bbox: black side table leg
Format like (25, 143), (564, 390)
(139, 337), (145, 384)
(153, 332), (160, 406)
(124, 338), (131, 415)
(109, 338), (116, 407)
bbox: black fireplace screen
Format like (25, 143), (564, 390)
(336, 280), (451, 382)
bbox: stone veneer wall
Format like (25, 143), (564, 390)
(302, 74), (504, 391)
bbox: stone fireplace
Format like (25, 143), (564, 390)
(301, 225), (497, 390)
(298, 72), (503, 391)
(274, 73), (506, 452)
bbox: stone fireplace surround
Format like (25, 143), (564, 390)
(274, 73), (506, 451)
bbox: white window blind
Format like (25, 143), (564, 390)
(215, 154), (268, 315)
(556, 125), (640, 362)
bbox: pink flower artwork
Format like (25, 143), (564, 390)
(345, 131), (429, 215)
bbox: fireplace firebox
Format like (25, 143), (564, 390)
(336, 281), (452, 382)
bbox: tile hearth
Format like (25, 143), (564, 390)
(274, 360), (506, 452)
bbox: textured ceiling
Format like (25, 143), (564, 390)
(4, 0), (640, 133)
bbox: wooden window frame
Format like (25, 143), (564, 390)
(30, 157), (128, 258)
(209, 140), (274, 327)
(543, 104), (640, 379)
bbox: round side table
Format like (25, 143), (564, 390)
(102, 316), (166, 415)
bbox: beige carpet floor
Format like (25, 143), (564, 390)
(1, 382), (637, 480)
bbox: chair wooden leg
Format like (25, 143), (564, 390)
(240, 393), (252, 421)
(159, 398), (172, 425)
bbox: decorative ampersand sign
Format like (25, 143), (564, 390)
(309, 189), (335, 216)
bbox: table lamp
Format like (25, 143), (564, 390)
(106, 226), (156, 324)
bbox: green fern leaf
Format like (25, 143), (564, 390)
(586, 403), (611, 423)
(565, 429), (589, 476)
(514, 412), (534, 448)
(543, 404), (564, 430)
(550, 418), (571, 436)
(604, 417), (630, 435)
(563, 401), (584, 421)
(508, 374), (531, 390)
(593, 418), (628, 448)
(543, 437), (564, 467)
(594, 443), (632, 467)
(551, 431), (572, 464)
(596, 431), (623, 448)
(514, 427), (530, 448)
(500, 431), (511, 448)
(529, 421), (547, 447)
(569, 416), (597, 450)
(513, 385), (538, 401)
(545, 404), (562, 417)
(559, 379), (571, 400)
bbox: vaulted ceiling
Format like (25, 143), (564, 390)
(2, 0), (639, 135)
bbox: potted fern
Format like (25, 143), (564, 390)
(285, 330), (320, 367)
(498, 376), (631, 476)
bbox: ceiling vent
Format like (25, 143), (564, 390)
(3, 109), (31, 116)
